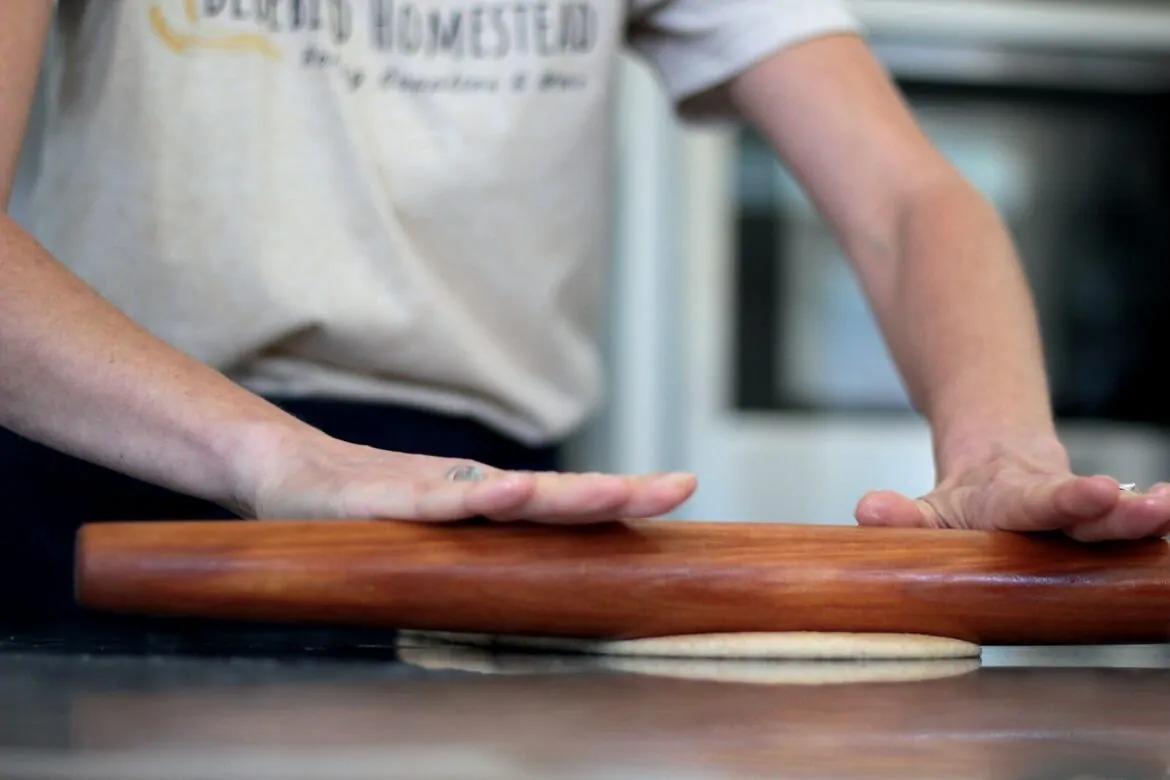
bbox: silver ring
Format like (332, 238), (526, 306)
(1120, 482), (1137, 492)
(445, 464), (486, 482)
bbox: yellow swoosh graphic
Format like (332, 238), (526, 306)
(150, 5), (282, 60)
(184, 0), (197, 24)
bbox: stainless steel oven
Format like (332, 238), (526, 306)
(734, 83), (1170, 423)
(736, 2), (1170, 422)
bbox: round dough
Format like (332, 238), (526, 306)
(595, 657), (983, 684)
(396, 630), (981, 660)
(397, 643), (982, 684)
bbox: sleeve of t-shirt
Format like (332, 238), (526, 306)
(626, 0), (862, 107)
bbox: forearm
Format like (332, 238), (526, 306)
(0, 5), (297, 507)
(0, 215), (318, 510)
(724, 35), (1067, 480)
(867, 174), (1067, 477)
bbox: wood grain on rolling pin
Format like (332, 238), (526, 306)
(74, 520), (1170, 645)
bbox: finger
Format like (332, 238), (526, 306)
(530, 472), (699, 524)
(486, 471), (697, 524)
(1147, 481), (1170, 497)
(484, 472), (633, 523)
(327, 458), (536, 521)
(505, 471), (633, 524)
(997, 474), (1121, 533)
(1064, 489), (1170, 542)
(427, 471), (543, 520)
(614, 472), (697, 518)
(857, 475), (1122, 534)
(350, 463), (694, 525)
(853, 490), (938, 528)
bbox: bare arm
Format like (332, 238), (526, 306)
(723, 34), (1170, 539)
(0, 4), (324, 510)
(726, 34), (1064, 479)
(0, 0), (47, 205)
(0, 2), (693, 522)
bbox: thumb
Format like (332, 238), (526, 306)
(854, 489), (941, 529)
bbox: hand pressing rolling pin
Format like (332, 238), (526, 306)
(0, 0), (1168, 547)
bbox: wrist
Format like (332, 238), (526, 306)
(216, 416), (330, 517)
(924, 378), (1066, 480)
(933, 424), (1069, 482)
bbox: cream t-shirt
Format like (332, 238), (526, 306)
(29, 0), (858, 444)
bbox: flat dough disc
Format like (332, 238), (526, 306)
(396, 644), (982, 685)
(595, 657), (982, 684)
(396, 630), (981, 660)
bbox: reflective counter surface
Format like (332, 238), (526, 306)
(1, 619), (1169, 779)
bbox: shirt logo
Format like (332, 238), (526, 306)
(149, 0), (283, 59)
(147, 1), (602, 96)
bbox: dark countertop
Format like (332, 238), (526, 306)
(1, 618), (1169, 779)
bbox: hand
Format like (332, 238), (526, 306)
(853, 451), (1170, 542)
(230, 428), (697, 524)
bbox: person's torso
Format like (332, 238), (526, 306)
(30, 0), (629, 442)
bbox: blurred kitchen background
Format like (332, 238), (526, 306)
(566, 0), (1170, 525)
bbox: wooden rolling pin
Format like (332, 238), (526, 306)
(75, 519), (1170, 645)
